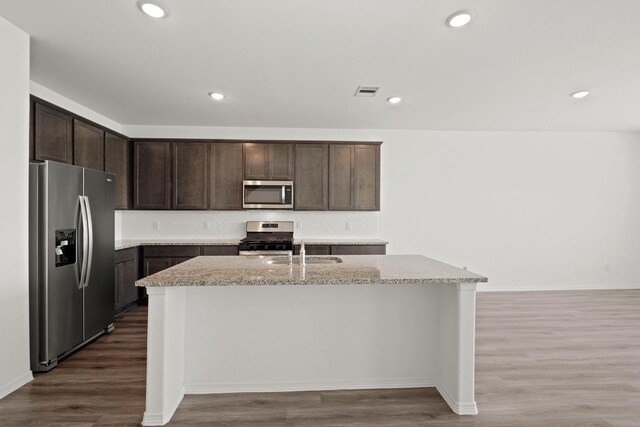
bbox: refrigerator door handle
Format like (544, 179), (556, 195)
(83, 196), (94, 288)
(78, 195), (89, 289)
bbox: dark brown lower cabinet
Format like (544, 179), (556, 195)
(331, 245), (386, 255)
(144, 257), (175, 276)
(202, 245), (239, 256)
(294, 244), (386, 255)
(114, 248), (139, 315)
(142, 245), (239, 277)
(293, 245), (331, 255)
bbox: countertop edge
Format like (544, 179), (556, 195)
(115, 239), (389, 251)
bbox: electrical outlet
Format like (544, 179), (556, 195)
(345, 222), (351, 230)
(152, 221), (160, 230)
(204, 221), (211, 230)
(296, 222), (301, 230)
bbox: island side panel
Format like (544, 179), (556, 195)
(142, 287), (186, 426)
(182, 284), (440, 393)
(436, 283), (478, 415)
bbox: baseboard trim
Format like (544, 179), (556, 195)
(0, 371), (33, 400)
(435, 382), (478, 415)
(185, 378), (436, 394)
(479, 283), (640, 292)
(142, 386), (184, 426)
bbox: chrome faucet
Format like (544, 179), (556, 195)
(300, 241), (306, 266)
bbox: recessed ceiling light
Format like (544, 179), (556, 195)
(446, 10), (474, 28)
(209, 92), (225, 101)
(570, 90), (590, 99)
(387, 96), (402, 104)
(137, 1), (167, 18)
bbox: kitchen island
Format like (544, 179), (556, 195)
(136, 255), (487, 426)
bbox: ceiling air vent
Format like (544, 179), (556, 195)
(354, 86), (380, 97)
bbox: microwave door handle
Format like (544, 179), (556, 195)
(281, 186), (285, 204)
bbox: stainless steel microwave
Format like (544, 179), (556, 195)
(243, 180), (293, 209)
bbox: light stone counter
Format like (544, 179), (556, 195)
(140, 254), (486, 426)
(115, 239), (240, 250)
(136, 255), (486, 287)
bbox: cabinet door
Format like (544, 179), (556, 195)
(354, 145), (380, 210)
(295, 143), (328, 210)
(173, 142), (208, 209)
(202, 245), (239, 255)
(115, 259), (138, 312)
(172, 257), (194, 266)
(244, 143), (269, 180)
(34, 103), (73, 164)
(329, 144), (355, 210)
(293, 245), (331, 255)
(210, 143), (243, 209)
(331, 245), (386, 255)
(144, 257), (173, 277)
(104, 133), (130, 209)
(134, 142), (171, 209)
(269, 143), (294, 180)
(144, 246), (201, 258)
(73, 119), (104, 170)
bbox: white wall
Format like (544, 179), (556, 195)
(124, 124), (640, 291)
(0, 17), (32, 398)
(30, 81), (123, 134)
(381, 131), (640, 291)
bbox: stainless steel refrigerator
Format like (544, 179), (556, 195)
(29, 161), (115, 372)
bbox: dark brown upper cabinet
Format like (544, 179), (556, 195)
(73, 119), (105, 170)
(134, 142), (171, 209)
(244, 143), (294, 180)
(295, 143), (329, 210)
(210, 142), (243, 210)
(329, 144), (380, 211)
(244, 143), (269, 180)
(34, 103), (73, 164)
(269, 143), (294, 180)
(172, 142), (209, 210)
(104, 133), (131, 209)
(329, 144), (355, 210)
(354, 144), (380, 210)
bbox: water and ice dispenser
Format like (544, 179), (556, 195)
(55, 229), (76, 267)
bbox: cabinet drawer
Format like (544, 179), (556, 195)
(115, 247), (138, 264)
(143, 245), (201, 258)
(293, 245), (331, 255)
(331, 245), (386, 255)
(202, 246), (239, 256)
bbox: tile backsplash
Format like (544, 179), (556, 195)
(116, 211), (379, 240)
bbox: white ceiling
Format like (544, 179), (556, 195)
(1, 0), (639, 131)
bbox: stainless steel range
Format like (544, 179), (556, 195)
(238, 221), (294, 256)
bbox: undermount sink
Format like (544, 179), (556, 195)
(263, 256), (343, 265)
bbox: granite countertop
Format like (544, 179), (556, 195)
(115, 238), (388, 250)
(136, 255), (487, 287)
(115, 239), (240, 250)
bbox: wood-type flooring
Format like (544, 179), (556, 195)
(0, 289), (638, 426)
